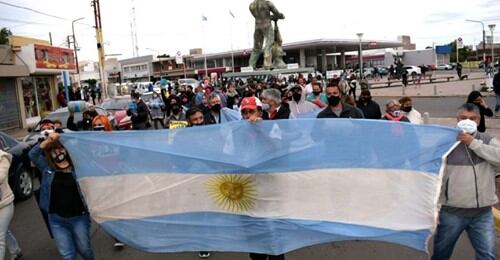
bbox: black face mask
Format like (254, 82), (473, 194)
(211, 104), (221, 113)
(193, 122), (204, 127)
(360, 96), (371, 103)
(292, 93), (302, 103)
(171, 105), (181, 114)
(93, 126), (105, 131)
(313, 91), (322, 96)
(328, 95), (341, 107)
(51, 150), (67, 164)
(401, 106), (412, 113)
(287, 96), (293, 101)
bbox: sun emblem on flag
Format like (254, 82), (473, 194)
(207, 175), (257, 212)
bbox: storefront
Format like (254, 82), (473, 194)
(14, 43), (76, 127)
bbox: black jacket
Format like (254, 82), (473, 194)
(262, 105), (290, 120)
(356, 100), (382, 119)
(317, 103), (364, 119)
(494, 72), (500, 95)
(204, 111), (221, 125)
(127, 99), (149, 128)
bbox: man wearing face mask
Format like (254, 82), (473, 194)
(399, 96), (422, 124)
(186, 107), (206, 127)
(432, 103), (500, 260)
(261, 88), (290, 120)
(127, 92), (150, 130)
(288, 85), (318, 118)
(204, 94), (234, 125)
(317, 84), (364, 119)
(166, 99), (187, 129)
(356, 90), (382, 120)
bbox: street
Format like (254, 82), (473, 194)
(9, 192), (500, 259)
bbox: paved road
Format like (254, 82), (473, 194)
(10, 195), (494, 260)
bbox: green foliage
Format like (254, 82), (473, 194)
(0, 28), (12, 45)
(450, 41), (472, 63)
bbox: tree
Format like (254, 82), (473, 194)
(450, 41), (472, 63)
(0, 28), (12, 45)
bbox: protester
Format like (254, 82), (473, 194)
(382, 100), (410, 122)
(431, 103), (500, 260)
(186, 107), (206, 127)
(0, 150), (17, 260)
(204, 94), (225, 125)
(166, 99), (187, 129)
(127, 92), (150, 130)
(29, 132), (95, 260)
(240, 97), (263, 124)
(356, 90), (382, 119)
(306, 82), (328, 108)
(148, 91), (165, 129)
(494, 67), (500, 117)
(91, 115), (113, 132)
(67, 110), (97, 131)
(456, 62), (463, 79)
(399, 97), (423, 124)
(342, 96), (364, 117)
(401, 69), (409, 87)
(317, 84), (364, 118)
(466, 91), (493, 133)
(261, 89), (290, 120)
(57, 89), (67, 108)
(288, 85), (318, 118)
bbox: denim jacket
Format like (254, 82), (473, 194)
(29, 144), (88, 213)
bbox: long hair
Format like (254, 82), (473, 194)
(42, 140), (73, 170)
(92, 115), (113, 131)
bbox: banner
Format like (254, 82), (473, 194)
(60, 119), (459, 254)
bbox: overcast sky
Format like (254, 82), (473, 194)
(1, 0), (500, 62)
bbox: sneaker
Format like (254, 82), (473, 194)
(113, 241), (125, 249)
(198, 251), (211, 258)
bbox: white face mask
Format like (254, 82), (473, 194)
(457, 119), (478, 134)
(261, 103), (270, 111)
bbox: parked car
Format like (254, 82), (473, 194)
(436, 64), (453, 70)
(101, 96), (132, 130)
(403, 66), (422, 77)
(376, 67), (389, 76)
(23, 106), (117, 146)
(0, 132), (33, 201)
(178, 78), (200, 89)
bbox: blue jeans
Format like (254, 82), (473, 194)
(48, 213), (94, 260)
(431, 209), (495, 260)
(495, 93), (500, 113)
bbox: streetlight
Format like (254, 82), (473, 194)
(465, 19), (487, 65)
(356, 33), (363, 79)
(489, 24), (496, 64)
(72, 17), (84, 85)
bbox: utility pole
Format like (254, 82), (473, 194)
(72, 17), (84, 88)
(49, 32), (53, 46)
(92, 0), (107, 98)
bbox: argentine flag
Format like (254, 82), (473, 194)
(60, 119), (459, 255)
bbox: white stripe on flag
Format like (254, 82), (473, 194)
(79, 168), (440, 231)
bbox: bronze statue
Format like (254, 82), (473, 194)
(249, 0), (286, 70)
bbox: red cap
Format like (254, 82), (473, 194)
(240, 97), (262, 111)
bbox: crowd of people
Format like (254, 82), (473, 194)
(0, 69), (499, 260)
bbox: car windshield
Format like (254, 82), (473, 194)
(102, 99), (130, 111)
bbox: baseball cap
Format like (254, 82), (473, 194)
(240, 97), (262, 111)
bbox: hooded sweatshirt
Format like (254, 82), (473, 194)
(288, 86), (319, 118)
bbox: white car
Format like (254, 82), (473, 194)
(404, 66), (422, 76)
(178, 78), (200, 89)
(436, 64), (453, 70)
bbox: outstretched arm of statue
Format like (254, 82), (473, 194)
(267, 1), (285, 20)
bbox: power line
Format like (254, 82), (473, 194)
(0, 0), (67, 20)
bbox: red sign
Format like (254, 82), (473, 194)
(368, 41), (377, 48)
(34, 44), (76, 70)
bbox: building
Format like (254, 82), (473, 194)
(189, 38), (402, 78)
(0, 36), (76, 130)
(119, 55), (153, 83)
(397, 35), (416, 51)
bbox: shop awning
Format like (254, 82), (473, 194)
(0, 65), (29, 77)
